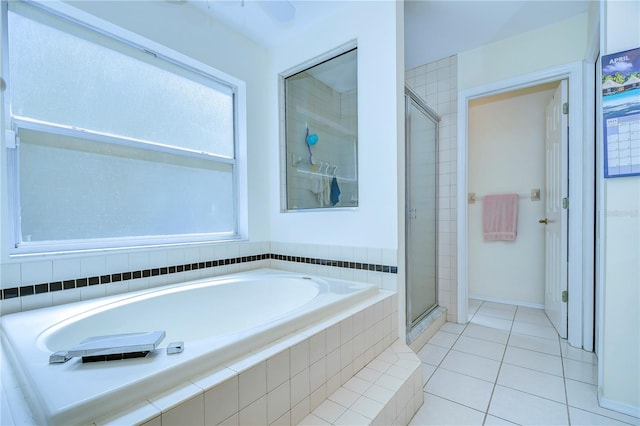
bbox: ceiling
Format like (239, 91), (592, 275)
(186, 0), (591, 70)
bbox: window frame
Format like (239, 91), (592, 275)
(2, 0), (248, 256)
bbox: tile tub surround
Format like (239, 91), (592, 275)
(0, 243), (397, 314)
(300, 342), (423, 426)
(2, 287), (399, 425)
(116, 291), (398, 425)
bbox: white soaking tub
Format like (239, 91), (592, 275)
(0, 269), (378, 425)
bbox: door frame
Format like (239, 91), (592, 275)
(456, 61), (594, 349)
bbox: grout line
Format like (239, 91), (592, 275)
(481, 301), (514, 425)
(561, 339), (573, 425)
(417, 300), (608, 426)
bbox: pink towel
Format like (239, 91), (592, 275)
(482, 194), (518, 241)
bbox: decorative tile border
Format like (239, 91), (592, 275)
(1, 253), (397, 300)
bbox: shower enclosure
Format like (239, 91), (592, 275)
(405, 86), (440, 337)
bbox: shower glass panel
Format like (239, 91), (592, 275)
(405, 87), (439, 330)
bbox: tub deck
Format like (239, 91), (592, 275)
(1, 269), (383, 425)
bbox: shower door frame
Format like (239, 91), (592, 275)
(405, 86), (441, 332)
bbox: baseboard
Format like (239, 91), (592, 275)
(598, 391), (640, 419)
(469, 294), (544, 310)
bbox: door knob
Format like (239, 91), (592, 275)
(539, 218), (549, 225)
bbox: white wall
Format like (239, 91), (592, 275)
(458, 13), (588, 90)
(468, 85), (556, 305)
(268, 1), (402, 251)
(599, 0), (640, 415)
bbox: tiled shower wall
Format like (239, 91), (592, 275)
(406, 55), (458, 322)
(0, 242), (397, 316)
(283, 74), (358, 210)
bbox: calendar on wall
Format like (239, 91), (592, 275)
(602, 47), (640, 178)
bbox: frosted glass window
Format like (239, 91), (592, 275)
(5, 2), (239, 252)
(19, 130), (234, 242)
(8, 4), (234, 157)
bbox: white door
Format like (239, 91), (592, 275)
(543, 80), (568, 338)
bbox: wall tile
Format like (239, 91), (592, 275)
(0, 298), (21, 316)
(0, 263), (21, 289)
(127, 251), (149, 271)
(267, 380), (290, 424)
(162, 395), (204, 426)
(52, 287), (80, 306)
(238, 395), (266, 426)
(21, 261), (52, 285)
(290, 339), (310, 377)
(239, 362), (266, 410)
(290, 368), (310, 407)
(204, 376), (239, 426)
(105, 254), (129, 274)
(267, 350), (290, 393)
(80, 284), (106, 301)
(80, 256), (106, 277)
(20, 292), (52, 311)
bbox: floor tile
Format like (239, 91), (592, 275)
(417, 343), (449, 367)
(453, 335), (506, 361)
(511, 321), (559, 340)
(484, 414), (518, 425)
(489, 385), (569, 425)
(563, 358), (597, 385)
(409, 392), (485, 425)
(427, 330), (459, 348)
(439, 350), (501, 383)
(439, 322), (466, 334)
(469, 314), (513, 331)
(497, 363), (566, 403)
(468, 299), (482, 314)
(514, 308), (552, 327)
(421, 363), (436, 386)
(508, 332), (561, 356)
(568, 406), (635, 425)
(503, 345), (563, 376)
(565, 379), (640, 424)
(482, 302), (517, 313)
(463, 324), (510, 344)
(561, 340), (597, 364)
(477, 304), (517, 321)
(424, 368), (494, 412)
(415, 303), (637, 426)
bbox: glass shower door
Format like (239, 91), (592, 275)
(406, 87), (439, 330)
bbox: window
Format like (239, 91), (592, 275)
(4, 1), (245, 254)
(281, 46), (358, 210)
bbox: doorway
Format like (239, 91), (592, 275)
(457, 62), (594, 350)
(466, 81), (565, 334)
(405, 86), (440, 335)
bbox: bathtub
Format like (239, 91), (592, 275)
(1, 269), (382, 425)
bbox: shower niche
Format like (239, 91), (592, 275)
(280, 45), (358, 211)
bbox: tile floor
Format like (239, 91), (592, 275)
(409, 299), (640, 426)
